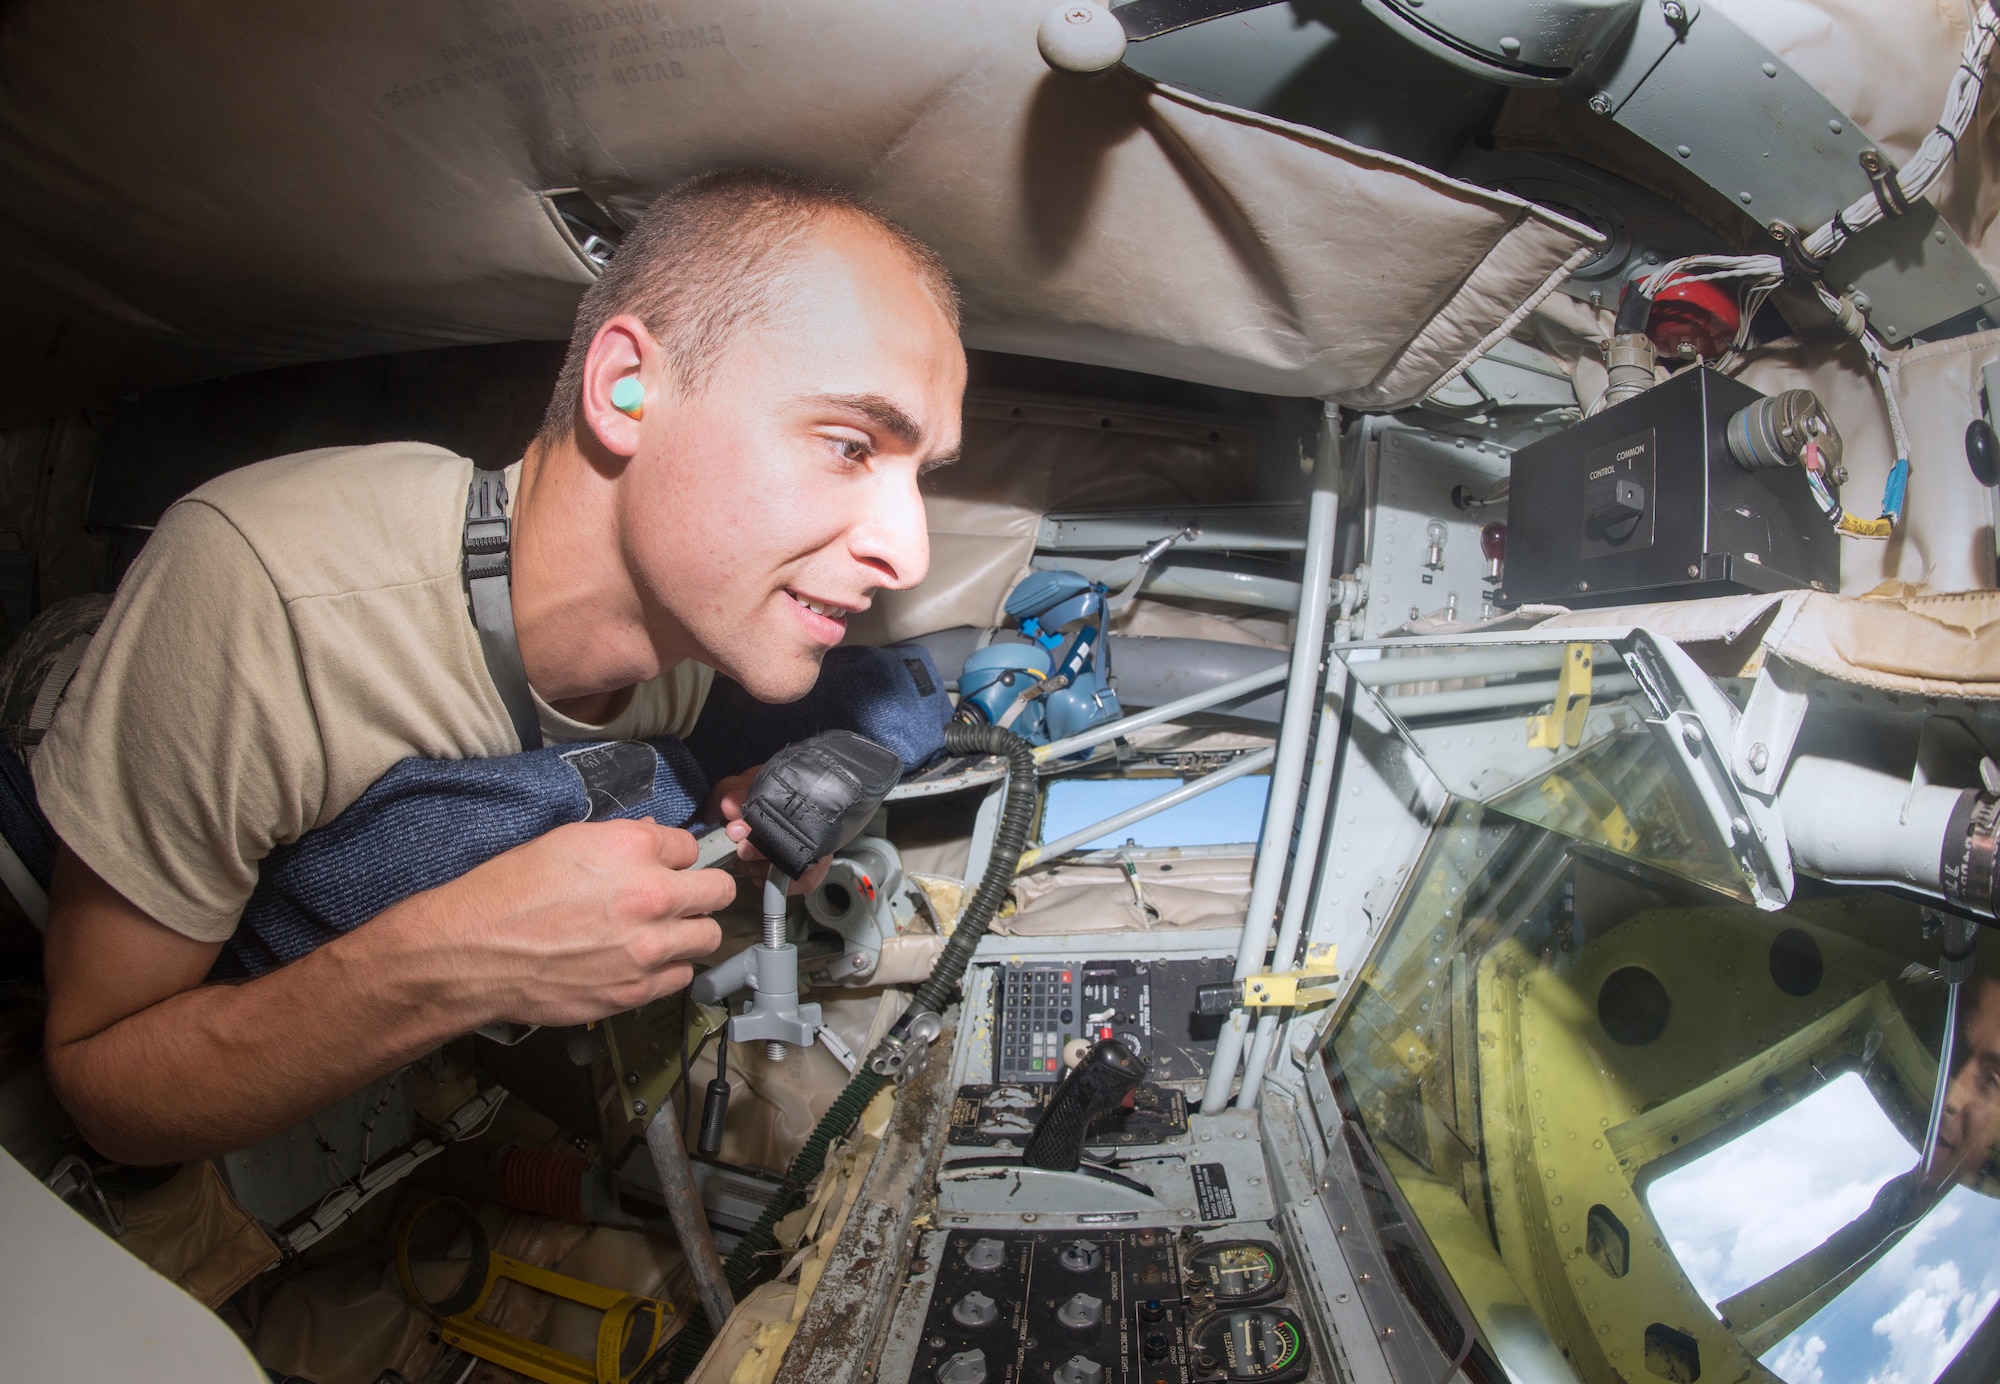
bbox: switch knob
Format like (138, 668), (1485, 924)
(938, 1349), (988, 1384)
(952, 1291), (999, 1328)
(1056, 1292), (1103, 1330)
(1970, 419), (2000, 487)
(964, 1237), (1007, 1272)
(1058, 1239), (1103, 1273)
(1590, 477), (1647, 542)
(1052, 1355), (1104, 1384)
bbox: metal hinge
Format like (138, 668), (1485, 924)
(1241, 944), (1340, 1009)
(1527, 643), (1594, 750)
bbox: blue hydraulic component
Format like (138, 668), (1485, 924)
(957, 569), (1124, 746)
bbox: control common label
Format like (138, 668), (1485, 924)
(1192, 1162), (1237, 1220)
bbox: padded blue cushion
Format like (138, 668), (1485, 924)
(686, 642), (950, 786)
(214, 737), (708, 979)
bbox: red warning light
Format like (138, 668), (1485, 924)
(1480, 521), (1507, 562)
(1647, 276), (1742, 360)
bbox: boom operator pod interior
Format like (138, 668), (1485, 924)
(2, 3), (2000, 1384)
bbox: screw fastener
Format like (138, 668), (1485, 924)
(1588, 92), (1614, 115)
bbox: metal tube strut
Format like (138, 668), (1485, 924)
(1203, 410), (1341, 1115)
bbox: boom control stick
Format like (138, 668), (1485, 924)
(650, 730), (903, 1334)
(688, 729), (904, 1061)
(1022, 1038), (1147, 1171)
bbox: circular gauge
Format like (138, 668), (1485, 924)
(1186, 1240), (1286, 1306)
(1190, 1308), (1311, 1383)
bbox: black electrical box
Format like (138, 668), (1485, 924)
(1500, 366), (1839, 608)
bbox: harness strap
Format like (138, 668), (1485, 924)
(463, 467), (542, 751)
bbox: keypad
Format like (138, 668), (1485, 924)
(994, 964), (1079, 1082)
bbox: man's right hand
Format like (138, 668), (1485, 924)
(43, 823), (733, 1166)
(390, 817), (734, 1027)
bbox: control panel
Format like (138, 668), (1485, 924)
(898, 1229), (1311, 1384)
(991, 958), (1233, 1084)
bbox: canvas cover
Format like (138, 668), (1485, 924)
(1541, 587), (2000, 699)
(0, 0), (1600, 429)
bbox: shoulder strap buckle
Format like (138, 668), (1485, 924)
(462, 467), (543, 751)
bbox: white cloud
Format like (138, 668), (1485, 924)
(1764, 1185), (2000, 1384)
(1648, 1073), (1916, 1306)
(1769, 1334), (1828, 1384)
(1864, 1261), (1999, 1384)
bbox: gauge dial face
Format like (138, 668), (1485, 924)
(1187, 1240), (1285, 1305)
(1191, 1307), (1309, 1382)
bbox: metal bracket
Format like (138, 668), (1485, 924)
(602, 999), (726, 1125)
(1730, 656), (1813, 799)
(866, 1008), (945, 1084)
(1527, 643), (1596, 750)
(44, 1155), (124, 1237)
(1627, 631), (1793, 908)
(1241, 944), (1341, 1009)
(1859, 148), (1912, 220)
(817, 1025), (859, 1074)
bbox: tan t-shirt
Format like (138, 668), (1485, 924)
(34, 442), (713, 943)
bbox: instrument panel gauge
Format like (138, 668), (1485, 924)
(1185, 1239), (1286, 1307)
(1189, 1307), (1310, 1383)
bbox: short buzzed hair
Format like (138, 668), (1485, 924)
(537, 168), (959, 446)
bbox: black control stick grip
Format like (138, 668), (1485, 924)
(741, 730), (903, 879)
(1022, 1039), (1147, 1171)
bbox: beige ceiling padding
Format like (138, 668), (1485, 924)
(1731, 326), (2000, 594)
(1109, 600), (1291, 649)
(1523, 586), (2000, 696)
(1001, 856), (1254, 936)
(0, 0), (1597, 427)
(1538, 591), (1788, 646)
(848, 395), (1266, 645)
(1756, 588), (2000, 696)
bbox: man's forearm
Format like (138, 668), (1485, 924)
(45, 891), (485, 1166)
(45, 821), (726, 1166)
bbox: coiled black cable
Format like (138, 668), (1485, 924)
(903, 721), (1038, 1022)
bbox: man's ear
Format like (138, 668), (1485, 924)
(578, 315), (662, 462)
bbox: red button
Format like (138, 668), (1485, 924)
(1060, 971), (1071, 982)
(1101, 1027), (1113, 1040)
